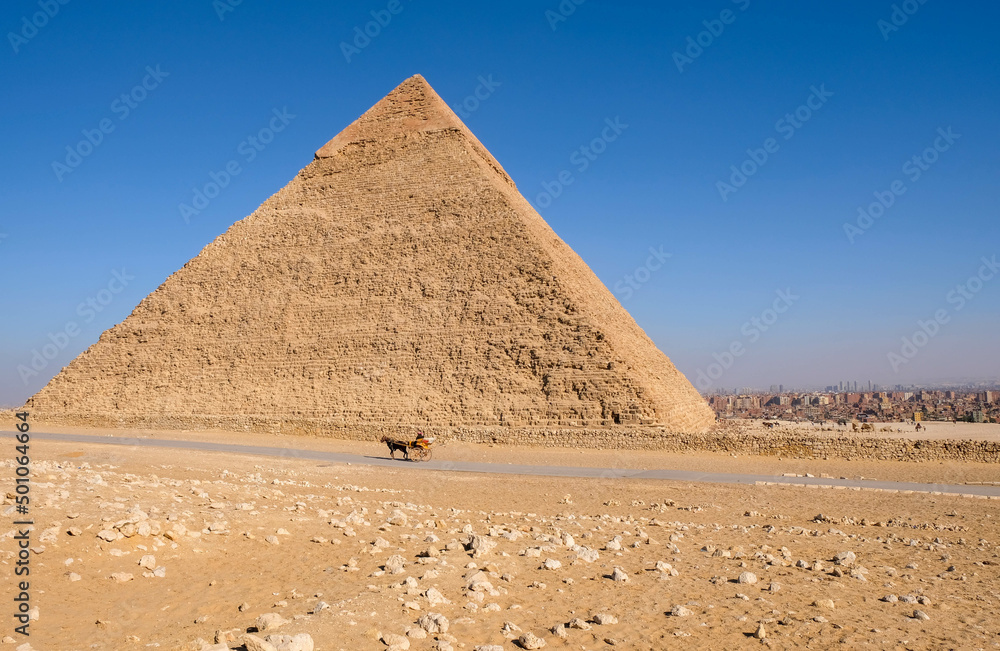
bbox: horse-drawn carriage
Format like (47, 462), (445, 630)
(380, 434), (434, 461)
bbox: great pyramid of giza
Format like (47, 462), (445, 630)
(25, 74), (715, 437)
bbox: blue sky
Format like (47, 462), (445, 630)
(1, 0), (998, 405)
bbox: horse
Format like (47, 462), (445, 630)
(380, 435), (410, 461)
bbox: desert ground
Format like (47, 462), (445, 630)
(1, 424), (998, 651)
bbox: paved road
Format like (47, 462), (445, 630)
(11, 430), (1000, 498)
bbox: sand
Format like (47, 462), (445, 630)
(2, 431), (998, 650)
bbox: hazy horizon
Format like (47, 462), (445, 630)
(2, 1), (997, 407)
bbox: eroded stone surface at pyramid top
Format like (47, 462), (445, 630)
(26, 74), (715, 436)
(316, 74), (461, 156)
(316, 74), (515, 188)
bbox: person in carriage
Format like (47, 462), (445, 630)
(413, 431), (434, 448)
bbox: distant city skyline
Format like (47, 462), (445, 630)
(709, 385), (997, 424)
(702, 376), (1000, 396)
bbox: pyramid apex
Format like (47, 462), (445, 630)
(315, 74), (464, 158)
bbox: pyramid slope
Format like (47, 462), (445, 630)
(26, 75), (714, 434)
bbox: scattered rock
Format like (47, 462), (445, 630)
(380, 632), (410, 649)
(97, 530), (117, 542)
(417, 612), (449, 634)
(385, 555), (406, 575)
(517, 632), (546, 649)
(424, 587), (449, 606)
(737, 571), (757, 585)
(670, 605), (693, 617)
(242, 635), (278, 651)
(254, 613), (288, 632)
(467, 534), (496, 558)
(264, 633), (314, 651)
(501, 621), (522, 636)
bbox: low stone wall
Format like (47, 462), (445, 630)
(8, 410), (998, 464)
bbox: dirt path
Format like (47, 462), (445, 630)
(8, 430), (1000, 498)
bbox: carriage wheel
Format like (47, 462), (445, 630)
(415, 447), (431, 462)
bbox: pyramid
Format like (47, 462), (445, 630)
(25, 75), (715, 436)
